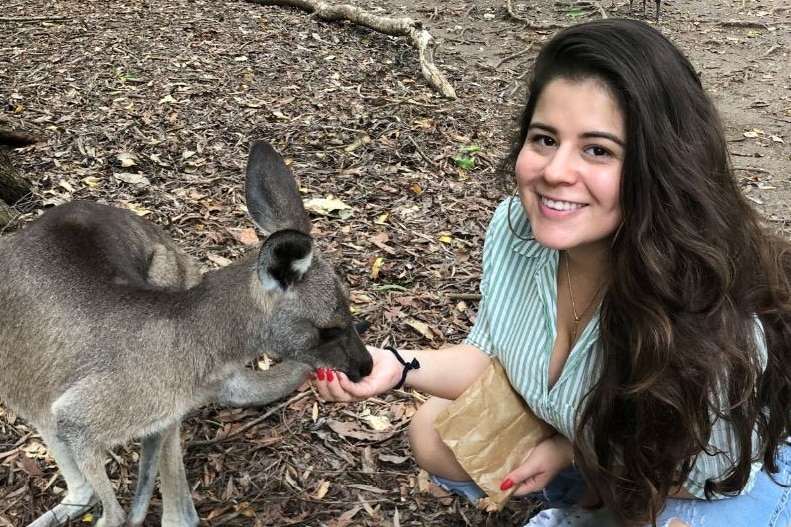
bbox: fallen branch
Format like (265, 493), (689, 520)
(245, 0), (457, 98)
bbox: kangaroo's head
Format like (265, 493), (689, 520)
(245, 141), (373, 382)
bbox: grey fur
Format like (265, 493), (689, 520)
(0, 140), (372, 527)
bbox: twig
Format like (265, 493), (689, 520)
(186, 390), (311, 448)
(407, 136), (436, 168)
(0, 16), (69, 23)
(716, 20), (770, 30)
(442, 292), (482, 301)
(591, 0), (609, 18)
(763, 44), (781, 57)
(494, 43), (533, 69)
(734, 166), (774, 176)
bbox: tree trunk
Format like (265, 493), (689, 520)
(0, 148), (31, 206)
(0, 128), (38, 227)
(0, 197), (17, 227)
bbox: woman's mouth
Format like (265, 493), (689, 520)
(540, 196), (586, 211)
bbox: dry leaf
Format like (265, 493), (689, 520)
(379, 453), (410, 465)
(404, 318), (435, 340)
(58, 180), (75, 193)
(371, 257), (384, 279)
(19, 456), (44, 477)
(344, 135), (371, 152)
(230, 227), (259, 246)
(303, 196), (353, 219)
(116, 152), (138, 167)
(207, 254), (232, 267)
(114, 172), (151, 186)
(123, 203), (151, 217)
(325, 419), (398, 442)
(314, 480), (331, 500)
(82, 176), (101, 188)
(360, 414), (392, 431)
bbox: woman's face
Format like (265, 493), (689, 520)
(515, 77), (626, 253)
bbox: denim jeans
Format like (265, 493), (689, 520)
(526, 444), (791, 527)
(435, 444), (791, 527)
(430, 466), (585, 507)
(654, 443), (791, 527)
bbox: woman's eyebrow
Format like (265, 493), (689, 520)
(529, 122), (625, 147)
(580, 131), (626, 147)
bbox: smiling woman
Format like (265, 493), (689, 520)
(313, 18), (791, 527)
(515, 77), (625, 259)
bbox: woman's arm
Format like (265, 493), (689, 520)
(313, 342), (491, 402)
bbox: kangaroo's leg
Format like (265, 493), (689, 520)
(213, 361), (312, 407)
(57, 442), (125, 527)
(26, 426), (99, 527)
(51, 401), (125, 527)
(125, 431), (166, 526)
(158, 422), (198, 527)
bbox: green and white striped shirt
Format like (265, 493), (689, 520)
(465, 197), (763, 498)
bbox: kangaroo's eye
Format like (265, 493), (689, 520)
(319, 327), (343, 341)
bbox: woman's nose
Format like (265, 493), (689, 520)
(542, 147), (577, 184)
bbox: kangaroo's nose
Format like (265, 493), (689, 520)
(359, 354), (373, 378)
(346, 350), (373, 382)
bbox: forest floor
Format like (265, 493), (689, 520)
(0, 0), (789, 525)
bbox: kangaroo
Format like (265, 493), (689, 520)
(0, 140), (373, 527)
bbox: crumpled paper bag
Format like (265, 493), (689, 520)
(433, 358), (555, 509)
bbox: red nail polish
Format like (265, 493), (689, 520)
(500, 478), (513, 491)
(316, 367), (325, 381)
(326, 369), (334, 382)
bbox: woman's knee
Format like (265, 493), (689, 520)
(663, 519), (691, 527)
(407, 396), (450, 457)
(407, 397), (464, 475)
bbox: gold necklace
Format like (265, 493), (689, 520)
(563, 251), (604, 343)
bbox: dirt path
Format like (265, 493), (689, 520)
(0, 1), (789, 526)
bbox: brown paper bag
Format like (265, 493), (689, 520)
(433, 358), (555, 509)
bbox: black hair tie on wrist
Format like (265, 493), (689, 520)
(385, 346), (420, 390)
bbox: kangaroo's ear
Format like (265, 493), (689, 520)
(257, 230), (314, 292)
(245, 140), (312, 235)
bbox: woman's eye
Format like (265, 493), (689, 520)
(586, 145), (611, 157)
(530, 134), (556, 147)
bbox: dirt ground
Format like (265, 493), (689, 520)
(0, 0), (789, 526)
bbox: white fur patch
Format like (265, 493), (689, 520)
(291, 249), (313, 276)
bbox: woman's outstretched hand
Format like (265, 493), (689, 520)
(311, 345), (402, 402)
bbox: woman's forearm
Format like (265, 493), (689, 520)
(400, 343), (492, 399)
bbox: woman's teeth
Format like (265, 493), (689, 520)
(541, 197), (585, 211)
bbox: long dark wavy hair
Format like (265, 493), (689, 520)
(501, 18), (791, 525)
